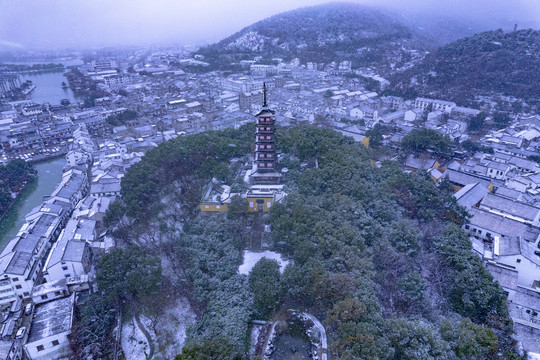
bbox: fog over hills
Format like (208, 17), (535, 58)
(197, 3), (417, 68)
(0, 0), (537, 50)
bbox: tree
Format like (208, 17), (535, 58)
(439, 318), (498, 360)
(435, 226), (510, 326)
(106, 110), (138, 127)
(493, 112), (511, 129)
(83, 96), (95, 108)
(102, 200), (126, 228)
(227, 195), (248, 220)
(461, 140), (493, 154)
(96, 246), (162, 305)
(366, 124), (384, 147)
(176, 338), (245, 360)
(388, 220), (421, 257)
(468, 113), (486, 132)
(397, 271), (425, 306)
(401, 129), (453, 155)
(281, 263), (313, 305)
(249, 258), (282, 319)
(387, 319), (450, 360)
(70, 293), (116, 360)
(60, 99), (70, 107)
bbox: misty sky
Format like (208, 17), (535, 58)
(0, 0), (539, 50)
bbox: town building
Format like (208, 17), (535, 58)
(24, 295), (74, 360)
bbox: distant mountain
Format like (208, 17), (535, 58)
(196, 3), (420, 70)
(389, 29), (540, 101)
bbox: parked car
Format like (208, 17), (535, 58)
(16, 327), (26, 339)
(24, 303), (33, 316)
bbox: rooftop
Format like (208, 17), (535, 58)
(481, 194), (540, 222)
(27, 294), (74, 343)
(468, 208), (540, 243)
(454, 182), (489, 209)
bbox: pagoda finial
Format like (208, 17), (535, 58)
(263, 82), (268, 107)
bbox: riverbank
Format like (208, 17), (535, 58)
(0, 177), (37, 244)
(0, 157), (66, 251)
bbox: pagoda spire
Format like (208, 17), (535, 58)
(263, 82), (268, 108)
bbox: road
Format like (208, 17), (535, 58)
(134, 312), (155, 360)
(304, 312), (328, 360)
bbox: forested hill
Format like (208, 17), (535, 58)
(196, 3), (415, 68)
(85, 125), (522, 359)
(389, 29), (540, 101)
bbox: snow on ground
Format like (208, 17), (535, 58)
(121, 298), (195, 360)
(153, 297), (196, 359)
(304, 312), (328, 360)
(529, 353), (540, 360)
(239, 250), (290, 275)
(249, 324), (264, 357)
(121, 317), (150, 360)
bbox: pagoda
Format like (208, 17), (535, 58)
(249, 83), (282, 185)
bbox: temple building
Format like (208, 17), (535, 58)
(200, 83), (286, 213)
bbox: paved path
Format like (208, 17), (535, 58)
(134, 312), (155, 360)
(304, 312), (328, 360)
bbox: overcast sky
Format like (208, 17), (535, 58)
(0, 0), (538, 50)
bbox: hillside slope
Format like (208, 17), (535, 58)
(197, 3), (417, 69)
(390, 29), (540, 101)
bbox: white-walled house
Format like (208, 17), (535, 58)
(43, 219), (94, 283)
(486, 161), (511, 180)
(404, 109), (422, 122)
(24, 295), (74, 360)
(479, 194), (540, 226)
(414, 97), (456, 113)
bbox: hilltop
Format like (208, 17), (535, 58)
(389, 29), (540, 102)
(196, 3), (418, 69)
(89, 125), (520, 359)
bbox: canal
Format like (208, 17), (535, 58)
(0, 157), (65, 252)
(4, 59), (83, 106)
(23, 71), (81, 105)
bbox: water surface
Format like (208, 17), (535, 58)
(0, 157), (65, 252)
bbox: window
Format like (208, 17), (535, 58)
(517, 259), (521, 263)
(52, 340), (59, 346)
(465, 225), (470, 230)
(249, 202), (253, 208)
(216, 205), (220, 209)
(204, 205), (209, 209)
(15, 285), (22, 289)
(12, 277), (18, 282)
(64, 274), (71, 278)
(37, 345), (44, 352)
(23, 292), (29, 296)
(267, 202), (271, 208)
(61, 266), (68, 271)
(54, 291), (61, 296)
(41, 294), (48, 300)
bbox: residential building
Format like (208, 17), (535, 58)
(24, 295), (74, 360)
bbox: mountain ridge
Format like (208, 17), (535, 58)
(389, 28), (540, 102)
(196, 2), (419, 69)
